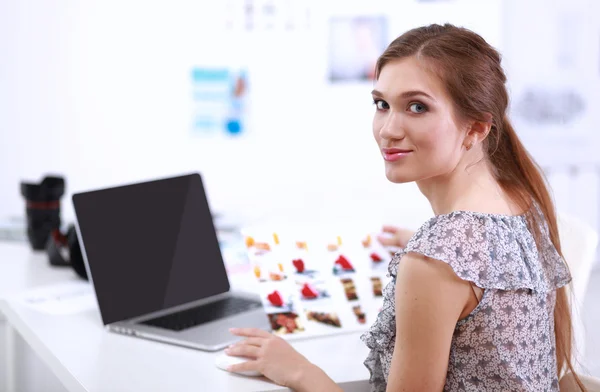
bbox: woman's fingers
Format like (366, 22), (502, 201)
(225, 344), (261, 359)
(227, 359), (260, 373)
(229, 328), (272, 338)
(379, 225), (402, 247)
(377, 235), (398, 246)
(235, 337), (266, 347)
(381, 225), (399, 234)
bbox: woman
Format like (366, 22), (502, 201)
(226, 23), (583, 391)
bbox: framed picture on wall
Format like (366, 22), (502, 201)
(328, 16), (388, 83)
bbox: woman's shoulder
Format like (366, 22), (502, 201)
(406, 209), (528, 254)
(388, 209), (571, 292)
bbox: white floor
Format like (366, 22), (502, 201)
(583, 269), (600, 377)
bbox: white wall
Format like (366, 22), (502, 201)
(502, 0), (600, 245)
(0, 0), (504, 231)
(2, 0), (598, 249)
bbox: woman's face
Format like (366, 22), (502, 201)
(372, 56), (467, 184)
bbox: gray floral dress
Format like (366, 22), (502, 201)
(360, 210), (571, 391)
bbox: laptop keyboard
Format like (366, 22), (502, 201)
(141, 296), (262, 332)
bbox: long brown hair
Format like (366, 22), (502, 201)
(376, 23), (582, 388)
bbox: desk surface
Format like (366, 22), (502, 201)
(0, 243), (80, 298)
(0, 243), (371, 392)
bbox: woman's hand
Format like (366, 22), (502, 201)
(226, 328), (322, 390)
(377, 225), (415, 249)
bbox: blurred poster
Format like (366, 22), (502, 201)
(190, 67), (248, 137)
(223, 0), (312, 31)
(328, 16), (388, 83)
(502, 0), (599, 137)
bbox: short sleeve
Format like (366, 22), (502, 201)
(387, 211), (571, 293)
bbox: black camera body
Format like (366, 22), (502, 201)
(46, 224), (88, 280)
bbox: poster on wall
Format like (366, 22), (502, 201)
(328, 16), (388, 83)
(242, 227), (394, 340)
(510, 5), (588, 130)
(190, 67), (248, 137)
(222, 0), (312, 32)
(501, 0), (600, 159)
(513, 88), (586, 127)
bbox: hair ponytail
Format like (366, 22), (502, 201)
(491, 117), (581, 386)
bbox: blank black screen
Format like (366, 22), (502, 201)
(72, 173), (230, 325)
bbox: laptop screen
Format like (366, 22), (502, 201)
(72, 173), (230, 325)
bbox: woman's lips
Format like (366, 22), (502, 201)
(382, 148), (413, 162)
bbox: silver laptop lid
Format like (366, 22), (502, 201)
(72, 173), (230, 325)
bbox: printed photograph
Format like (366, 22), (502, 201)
(305, 309), (342, 328)
(332, 253), (356, 276)
(340, 278), (359, 301)
(323, 235), (357, 276)
(268, 312), (305, 335)
(352, 304), (367, 325)
(252, 259), (287, 282)
(250, 245), (288, 283)
(288, 255), (320, 278)
(370, 276), (383, 297)
(295, 278), (332, 302)
(258, 283), (298, 314)
(361, 234), (390, 272)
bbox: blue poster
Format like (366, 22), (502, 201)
(190, 67), (248, 136)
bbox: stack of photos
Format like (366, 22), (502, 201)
(243, 228), (394, 339)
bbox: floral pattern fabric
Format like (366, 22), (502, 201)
(360, 210), (571, 391)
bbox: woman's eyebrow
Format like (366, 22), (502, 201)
(371, 89), (436, 102)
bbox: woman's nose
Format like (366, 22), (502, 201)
(378, 112), (405, 140)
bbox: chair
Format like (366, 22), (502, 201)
(557, 213), (599, 372)
(558, 213), (599, 305)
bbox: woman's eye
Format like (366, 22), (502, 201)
(408, 102), (427, 113)
(373, 99), (389, 110)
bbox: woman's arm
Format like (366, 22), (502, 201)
(386, 252), (474, 392)
(293, 365), (344, 392)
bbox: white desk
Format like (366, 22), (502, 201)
(0, 242), (83, 392)
(0, 243), (371, 392)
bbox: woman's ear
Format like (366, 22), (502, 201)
(466, 113), (492, 144)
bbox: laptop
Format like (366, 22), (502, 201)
(72, 173), (271, 351)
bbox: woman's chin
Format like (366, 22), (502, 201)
(385, 169), (415, 184)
